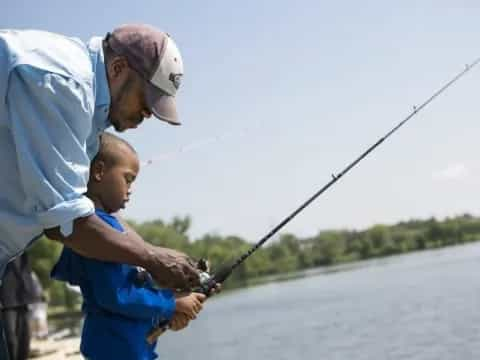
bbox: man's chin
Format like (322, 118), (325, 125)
(112, 122), (126, 132)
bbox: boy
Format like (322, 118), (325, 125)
(51, 133), (205, 359)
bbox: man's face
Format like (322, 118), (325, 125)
(108, 65), (153, 132)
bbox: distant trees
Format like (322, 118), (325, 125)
(27, 213), (480, 308)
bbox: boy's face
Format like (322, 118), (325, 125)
(93, 147), (140, 213)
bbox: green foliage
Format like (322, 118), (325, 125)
(26, 213), (480, 309)
(27, 236), (62, 288)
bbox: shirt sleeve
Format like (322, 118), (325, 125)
(83, 259), (176, 322)
(6, 65), (95, 235)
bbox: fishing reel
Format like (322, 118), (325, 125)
(195, 258), (218, 296)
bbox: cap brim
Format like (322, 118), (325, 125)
(146, 84), (181, 125)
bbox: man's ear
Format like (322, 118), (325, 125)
(108, 56), (129, 80)
(91, 160), (106, 181)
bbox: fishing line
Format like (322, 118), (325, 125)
(141, 120), (263, 166)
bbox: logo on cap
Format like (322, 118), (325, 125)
(169, 73), (182, 90)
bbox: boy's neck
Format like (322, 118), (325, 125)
(85, 191), (109, 213)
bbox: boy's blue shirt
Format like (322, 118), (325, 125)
(51, 209), (175, 360)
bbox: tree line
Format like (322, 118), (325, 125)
(27, 213), (480, 309)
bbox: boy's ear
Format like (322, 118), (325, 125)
(91, 160), (106, 181)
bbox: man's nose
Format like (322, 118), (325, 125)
(141, 109), (152, 119)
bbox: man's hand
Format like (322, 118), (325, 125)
(118, 220), (201, 290)
(146, 246), (201, 290)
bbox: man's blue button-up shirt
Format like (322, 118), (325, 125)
(0, 29), (112, 273)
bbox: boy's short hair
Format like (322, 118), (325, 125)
(92, 132), (137, 167)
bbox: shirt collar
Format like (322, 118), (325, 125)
(87, 36), (111, 131)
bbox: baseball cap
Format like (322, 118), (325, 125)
(105, 24), (184, 125)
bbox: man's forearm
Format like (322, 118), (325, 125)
(44, 214), (153, 268)
(45, 214), (201, 290)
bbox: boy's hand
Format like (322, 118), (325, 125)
(169, 312), (190, 331)
(175, 292), (206, 319)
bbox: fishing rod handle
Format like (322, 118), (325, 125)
(146, 324), (168, 344)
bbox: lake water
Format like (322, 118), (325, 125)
(157, 242), (480, 360)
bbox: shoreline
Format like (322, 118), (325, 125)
(30, 336), (81, 359)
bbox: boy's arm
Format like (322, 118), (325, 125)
(81, 258), (176, 321)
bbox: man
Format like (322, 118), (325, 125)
(0, 24), (202, 358)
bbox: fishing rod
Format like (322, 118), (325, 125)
(146, 57), (480, 343)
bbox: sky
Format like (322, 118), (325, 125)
(2, 1), (480, 242)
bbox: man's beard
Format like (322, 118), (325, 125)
(110, 116), (125, 132)
(109, 77), (135, 132)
